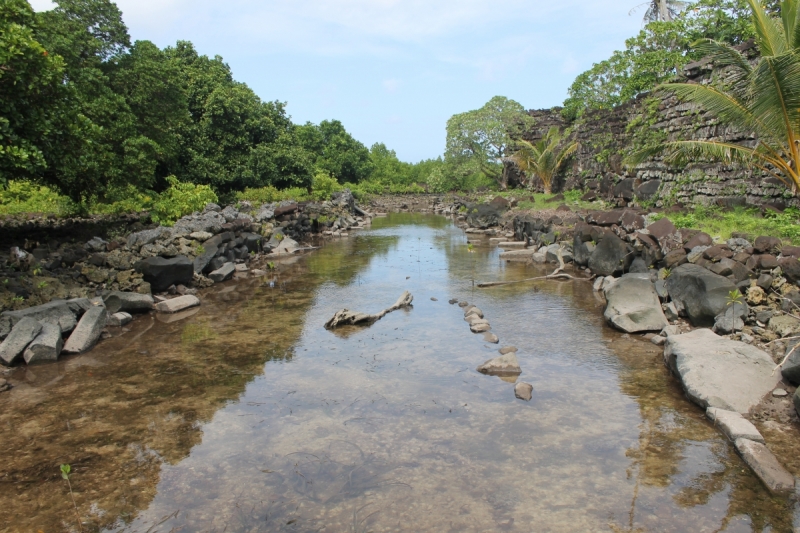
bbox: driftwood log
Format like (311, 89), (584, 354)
(324, 291), (413, 329)
(477, 246), (594, 288)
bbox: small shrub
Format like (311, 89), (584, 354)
(150, 176), (218, 226)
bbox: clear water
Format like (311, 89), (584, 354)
(1, 213), (796, 532)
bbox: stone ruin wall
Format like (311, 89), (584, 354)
(526, 42), (796, 210)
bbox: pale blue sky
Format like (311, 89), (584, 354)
(30, 0), (644, 162)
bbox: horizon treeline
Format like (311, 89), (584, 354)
(1, 0), (441, 204)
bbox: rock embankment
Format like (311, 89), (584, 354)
(0, 190), (372, 371)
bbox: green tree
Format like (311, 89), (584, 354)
(564, 0), (756, 120)
(369, 143), (412, 185)
(297, 120), (373, 183)
(510, 127), (579, 194)
(0, 0), (65, 186)
(628, 0), (800, 196)
(445, 96), (535, 189)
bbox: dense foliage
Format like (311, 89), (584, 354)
(1, 0), (448, 207)
(562, 0), (757, 120)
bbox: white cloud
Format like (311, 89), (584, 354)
(28, 0), (55, 11)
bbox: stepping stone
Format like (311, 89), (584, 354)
(477, 352), (521, 376)
(464, 307), (484, 318)
(483, 332), (499, 344)
(499, 346), (518, 355)
(458, 301), (469, 307)
(515, 382), (533, 401)
(499, 250), (537, 262)
(498, 242), (527, 249)
(108, 312), (133, 327)
(470, 323), (491, 333)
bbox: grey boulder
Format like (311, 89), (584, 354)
(735, 438), (795, 493)
(104, 291), (154, 314)
(62, 306), (107, 354)
(155, 295), (201, 314)
(23, 323), (63, 364)
(603, 273), (668, 333)
(664, 328), (779, 413)
(588, 233), (632, 277)
(665, 264), (738, 326)
(706, 407), (764, 443)
(1, 300), (77, 334)
(514, 382), (533, 401)
(0, 317), (43, 365)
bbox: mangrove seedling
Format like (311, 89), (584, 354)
(61, 464), (83, 532)
(726, 289), (744, 332)
(37, 281), (48, 290)
(467, 243), (474, 253)
(267, 262), (276, 270)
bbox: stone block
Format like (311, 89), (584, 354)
(23, 323), (63, 364)
(155, 295), (201, 314)
(0, 317), (42, 365)
(62, 306), (107, 354)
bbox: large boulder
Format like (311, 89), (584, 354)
(135, 256), (193, 292)
(466, 204), (503, 229)
(0, 317), (42, 365)
(603, 274), (669, 333)
(62, 306), (107, 354)
(664, 328), (780, 413)
(665, 264), (738, 326)
(476, 352), (521, 376)
(1, 300), (77, 334)
(588, 233), (632, 276)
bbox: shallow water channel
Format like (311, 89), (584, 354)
(2, 213), (798, 532)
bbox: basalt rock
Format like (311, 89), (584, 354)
(136, 256), (194, 292)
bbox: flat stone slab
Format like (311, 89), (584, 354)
(665, 328), (780, 413)
(499, 249), (537, 262)
(1, 300), (76, 334)
(464, 306), (484, 318)
(477, 352), (521, 376)
(0, 317), (43, 366)
(24, 322), (63, 365)
(155, 295), (201, 314)
(470, 323), (491, 333)
(209, 262), (235, 283)
(498, 242), (527, 249)
(706, 407), (764, 443)
(735, 438), (795, 493)
(483, 332), (499, 344)
(62, 306), (107, 354)
(108, 312), (133, 327)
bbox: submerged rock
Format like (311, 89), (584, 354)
(477, 352), (521, 376)
(664, 328), (779, 413)
(62, 306), (107, 354)
(735, 438), (795, 493)
(483, 332), (499, 344)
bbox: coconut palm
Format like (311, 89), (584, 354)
(630, 0), (688, 23)
(628, 0), (800, 197)
(509, 127), (579, 194)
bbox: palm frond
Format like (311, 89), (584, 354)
(691, 39), (751, 91)
(665, 83), (762, 137)
(749, 0), (788, 56)
(749, 53), (800, 151)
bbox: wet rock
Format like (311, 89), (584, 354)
(499, 249), (538, 262)
(465, 306), (484, 319)
(458, 301), (469, 308)
(0, 317), (43, 365)
(499, 346), (518, 355)
(108, 312), (133, 327)
(103, 291), (154, 314)
(603, 274), (668, 333)
(209, 262), (235, 283)
(477, 352), (521, 376)
(155, 295), (201, 314)
(651, 335), (666, 346)
(62, 306), (107, 354)
(483, 332), (499, 344)
(514, 382), (533, 401)
(23, 323), (63, 364)
(430, 297), (438, 302)
(734, 438), (795, 493)
(662, 302), (679, 321)
(665, 264), (738, 327)
(449, 299), (458, 305)
(773, 388), (789, 397)
(588, 233), (632, 277)
(1, 300), (77, 334)
(706, 407), (764, 443)
(665, 328), (780, 413)
(136, 256), (193, 293)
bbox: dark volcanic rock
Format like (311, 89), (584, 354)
(136, 256), (193, 292)
(665, 263), (738, 327)
(588, 233), (632, 277)
(754, 236), (782, 254)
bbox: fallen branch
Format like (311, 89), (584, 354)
(324, 291), (413, 329)
(773, 339), (800, 376)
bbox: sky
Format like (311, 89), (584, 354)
(29, 0), (644, 163)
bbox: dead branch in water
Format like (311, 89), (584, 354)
(478, 247), (594, 288)
(324, 291), (413, 329)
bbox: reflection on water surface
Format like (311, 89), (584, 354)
(1, 213), (797, 532)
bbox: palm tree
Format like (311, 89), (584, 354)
(509, 127), (579, 194)
(630, 0), (688, 23)
(628, 0), (800, 197)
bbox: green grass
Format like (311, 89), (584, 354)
(651, 206), (800, 244)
